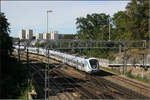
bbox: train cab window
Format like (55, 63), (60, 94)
(89, 59), (98, 68)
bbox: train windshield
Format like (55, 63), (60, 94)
(89, 59), (98, 68)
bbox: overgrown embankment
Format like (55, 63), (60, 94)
(1, 56), (31, 99)
(102, 67), (150, 84)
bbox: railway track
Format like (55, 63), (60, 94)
(29, 58), (101, 99)
(27, 54), (125, 99)
(110, 75), (150, 97)
(20, 55), (75, 99)
(61, 67), (148, 99)
(52, 69), (99, 99)
(15, 53), (149, 99)
(20, 54), (114, 99)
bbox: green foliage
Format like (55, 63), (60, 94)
(126, 71), (150, 84)
(0, 12), (13, 98)
(113, 0), (149, 40)
(76, 0), (149, 41)
(102, 67), (122, 75)
(0, 12), (13, 55)
(2, 57), (31, 98)
(102, 67), (150, 84)
(75, 0), (149, 58)
(76, 13), (111, 40)
(60, 34), (76, 39)
(76, 13), (113, 58)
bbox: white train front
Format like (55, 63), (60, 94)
(15, 46), (100, 73)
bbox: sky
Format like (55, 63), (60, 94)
(1, 1), (130, 37)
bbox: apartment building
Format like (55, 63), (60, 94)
(18, 29), (26, 39)
(26, 29), (33, 39)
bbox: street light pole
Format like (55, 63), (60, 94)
(47, 10), (53, 35)
(45, 10), (53, 100)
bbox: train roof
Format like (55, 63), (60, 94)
(29, 47), (98, 62)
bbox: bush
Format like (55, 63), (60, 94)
(2, 57), (31, 99)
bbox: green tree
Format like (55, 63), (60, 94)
(76, 13), (114, 58)
(0, 12), (13, 70)
(126, 0), (149, 40)
(60, 34), (76, 39)
(113, 0), (149, 40)
(76, 13), (111, 40)
(0, 12), (13, 55)
(112, 11), (132, 40)
(0, 12), (13, 98)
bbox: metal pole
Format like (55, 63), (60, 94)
(123, 48), (127, 75)
(46, 10), (52, 100)
(27, 78), (29, 99)
(90, 48), (92, 57)
(109, 17), (111, 41)
(27, 47), (29, 67)
(18, 39), (20, 61)
(47, 49), (49, 99)
(45, 11), (48, 100)
(37, 40), (39, 56)
(149, 0), (150, 61)
(119, 44), (122, 54)
(47, 11), (48, 36)
(144, 41), (147, 69)
(45, 63), (47, 99)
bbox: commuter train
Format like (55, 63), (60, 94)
(15, 46), (100, 73)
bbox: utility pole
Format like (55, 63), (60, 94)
(18, 39), (20, 61)
(109, 17), (111, 41)
(149, 0), (150, 60)
(123, 48), (127, 75)
(27, 46), (29, 67)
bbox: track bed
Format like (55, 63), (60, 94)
(14, 53), (150, 99)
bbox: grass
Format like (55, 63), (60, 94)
(102, 67), (122, 75)
(126, 71), (150, 84)
(102, 67), (150, 84)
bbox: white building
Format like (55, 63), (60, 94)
(26, 29), (33, 39)
(42, 31), (58, 40)
(18, 29), (26, 40)
(50, 31), (59, 40)
(33, 33), (43, 40)
(43, 32), (51, 40)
